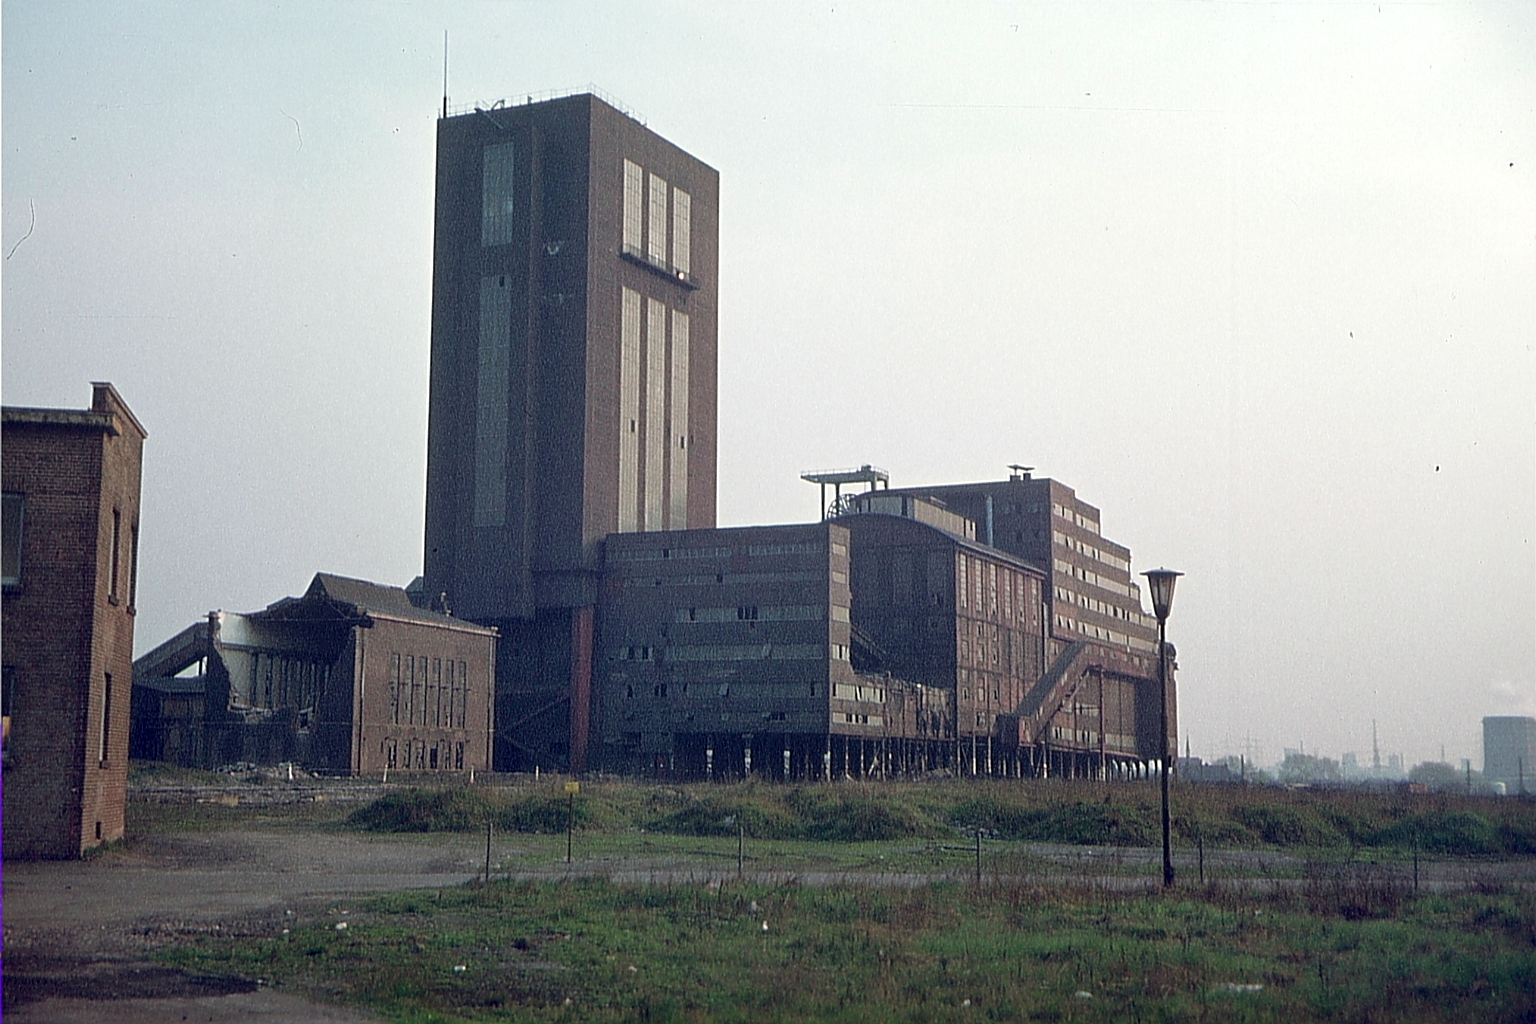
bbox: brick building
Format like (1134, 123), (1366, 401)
(592, 482), (1173, 781)
(860, 470), (1173, 777)
(133, 573), (496, 775)
(422, 91), (718, 773)
(839, 498), (1048, 775)
(2, 383), (146, 858)
(598, 522), (919, 779)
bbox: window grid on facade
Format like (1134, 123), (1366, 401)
(622, 159), (643, 252)
(647, 172), (668, 265)
(671, 187), (691, 275)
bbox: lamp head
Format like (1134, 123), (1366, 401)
(1142, 567), (1182, 623)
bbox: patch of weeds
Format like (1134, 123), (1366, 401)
(348, 788), (592, 834)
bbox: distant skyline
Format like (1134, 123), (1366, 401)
(4, 2), (1532, 769)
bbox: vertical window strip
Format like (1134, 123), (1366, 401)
(406, 655), (416, 724)
(622, 159), (643, 253)
(474, 276), (511, 527)
(391, 653), (401, 725)
(668, 309), (690, 529)
(647, 172), (668, 265)
(481, 143), (516, 246)
(1, 492), (23, 586)
(101, 673), (113, 763)
(644, 298), (668, 530)
(109, 509), (121, 601)
(416, 654), (427, 725)
(671, 187), (691, 275)
(433, 658), (443, 728)
(618, 288), (642, 533)
(128, 522), (140, 610)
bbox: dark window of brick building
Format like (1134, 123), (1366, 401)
(109, 508), (122, 603)
(2, 492), (22, 587)
(2, 665), (15, 765)
(128, 522), (140, 612)
(100, 673), (113, 764)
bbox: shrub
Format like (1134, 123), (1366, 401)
(348, 788), (590, 833)
(642, 786), (933, 841)
(1369, 811), (1500, 856)
(1230, 804), (1344, 847)
(951, 796), (1153, 845)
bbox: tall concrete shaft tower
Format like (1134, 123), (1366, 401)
(423, 92), (718, 771)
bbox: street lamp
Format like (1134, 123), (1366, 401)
(1142, 567), (1182, 888)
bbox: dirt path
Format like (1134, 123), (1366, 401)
(3, 830), (488, 1023)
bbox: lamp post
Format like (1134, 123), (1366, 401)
(1143, 567), (1182, 888)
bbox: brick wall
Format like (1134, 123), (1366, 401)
(2, 384), (144, 858)
(354, 616), (496, 775)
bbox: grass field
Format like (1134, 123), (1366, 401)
(136, 774), (1536, 1021)
(157, 874), (1536, 1023)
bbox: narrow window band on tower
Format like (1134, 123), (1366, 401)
(481, 143), (516, 246)
(619, 287), (642, 533)
(644, 297), (668, 530)
(669, 309), (690, 528)
(473, 276), (511, 527)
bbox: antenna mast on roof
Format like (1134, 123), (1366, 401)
(442, 31), (449, 118)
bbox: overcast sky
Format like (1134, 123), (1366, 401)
(4, 1), (1532, 770)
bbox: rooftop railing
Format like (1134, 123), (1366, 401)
(445, 84), (645, 125)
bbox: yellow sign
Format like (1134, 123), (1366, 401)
(564, 781), (580, 794)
